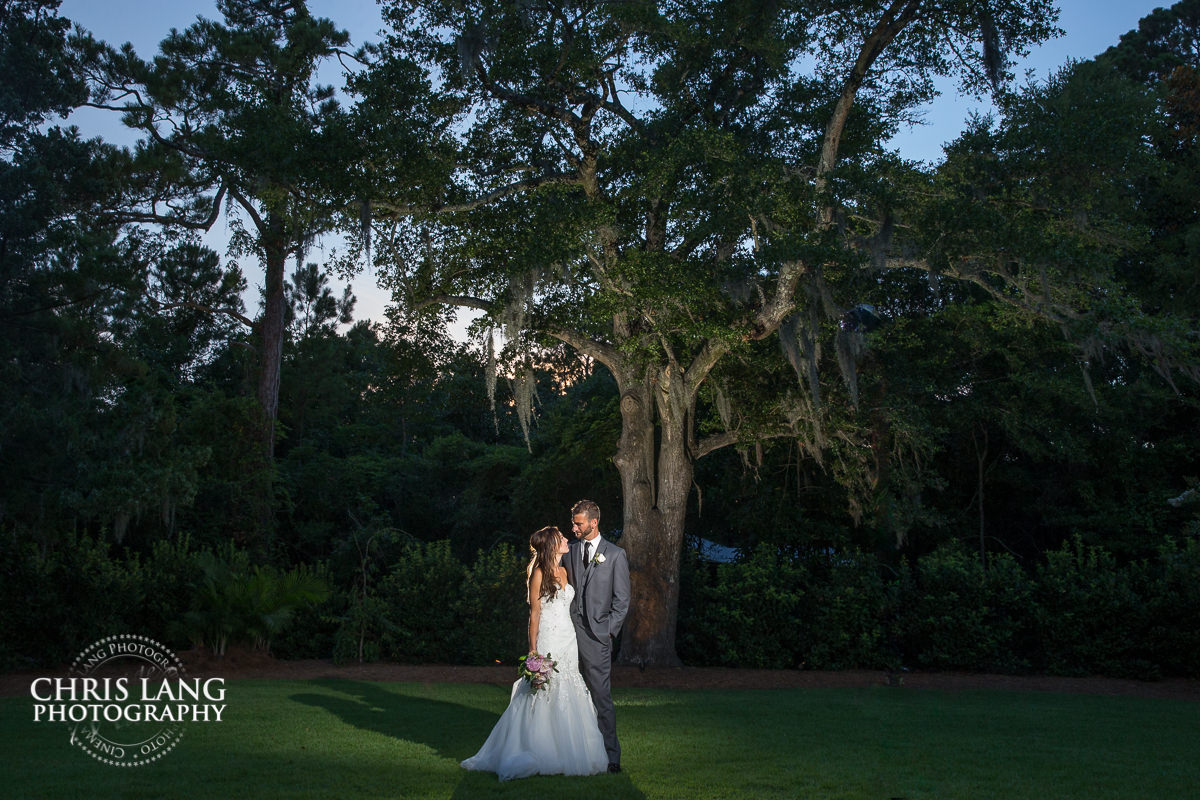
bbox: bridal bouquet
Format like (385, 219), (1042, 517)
(518, 651), (558, 693)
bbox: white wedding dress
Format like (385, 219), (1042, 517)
(461, 583), (608, 780)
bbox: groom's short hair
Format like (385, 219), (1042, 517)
(571, 499), (600, 522)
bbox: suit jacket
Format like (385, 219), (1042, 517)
(565, 537), (630, 641)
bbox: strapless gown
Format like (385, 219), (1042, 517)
(460, 583), (608, 780)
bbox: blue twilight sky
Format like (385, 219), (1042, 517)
(55, 0), (1171, 327)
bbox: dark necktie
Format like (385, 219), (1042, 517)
(585, 541), (593, 569)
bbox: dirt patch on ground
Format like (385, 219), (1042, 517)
(4, 646), (1198, 701)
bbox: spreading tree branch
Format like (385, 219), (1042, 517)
(693, 428), (794, 460)
(144, 296), (255, 328)
(747, 3), (920, 342)
(684, 338), (731, 398)
(815, 0), (922, 225)
(546, 325), (622, 374)
(412, 293), (492, 313)
(371, 171), (582, 218)
(105, 185), (227, 231)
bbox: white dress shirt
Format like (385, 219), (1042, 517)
(583, 534), (603, 567)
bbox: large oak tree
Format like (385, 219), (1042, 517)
(362, 0), (1067, 666)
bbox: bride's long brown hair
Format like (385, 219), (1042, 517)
(526, 526), (564, 603)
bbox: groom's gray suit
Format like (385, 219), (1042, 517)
(566, 535), (630, 766)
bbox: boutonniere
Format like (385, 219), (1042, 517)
(591, 552), (606, 566)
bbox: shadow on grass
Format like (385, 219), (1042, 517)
(292, 679), (646, 799)
(293, 679), (495, 760)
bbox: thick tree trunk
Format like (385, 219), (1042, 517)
(613, 365), (692, 667)
(257, 230), (287, 460)
(242, 225), (288, 550)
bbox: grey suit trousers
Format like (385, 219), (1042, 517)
(576, 626), (619, 763)
(566, 538), (628, 766)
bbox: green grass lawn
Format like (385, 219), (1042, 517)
(2, 679), (1196, 799)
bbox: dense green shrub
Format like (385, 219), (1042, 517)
(320, 528), (413, 665)
(1034, 536), (1153, 678)
(366, 539), (528, 665)
(680, 544), (812, 668)
(804, 549), (892, 670)
(675, 543), (715, 665)
(378, 539), (469, 662)
(455, 543), (528, 664)
(286, 535), (528, 666)
(0, 532), (144, 669)
(894, 546), (1036, 672)
(676, 534), (1200, 678)
(127, 536), (206, 652)
(173, 545), (329, 654)
(1141, 538), (1200, 677)
(271, 582), (341, 661)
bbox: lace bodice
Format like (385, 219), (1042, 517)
(537, 583), (580, 674)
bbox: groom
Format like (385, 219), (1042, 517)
(566, 499), (630, 773)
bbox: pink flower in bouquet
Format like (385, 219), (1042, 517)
(518, 651), (559, 695)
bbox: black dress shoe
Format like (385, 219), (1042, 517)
(607, 763), (621, 773)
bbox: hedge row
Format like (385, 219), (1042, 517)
(0, 533), (528, 671)
(3, 532), (1197, 678)
(677, 537), (1200, 679)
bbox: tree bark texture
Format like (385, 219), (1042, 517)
(611, 364), (693, 668)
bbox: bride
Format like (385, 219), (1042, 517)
(460, 526), (608, 780)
